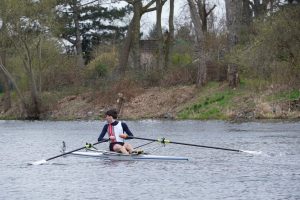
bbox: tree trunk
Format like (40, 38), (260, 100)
(242, 0), (252, 25)
(156, 0), (164, 70)
(164, 0), (174, 69)
(37, 36), (43, 93)
(0, 51), (11, 112)
(73, 0), (85, 68)
(188, 0), (207, 87)
(196, 0), (207, 32)
(118, 20), (134, 74)
(22, 41), (41, 119)
(119, 1), (143, 72)
(252, 0), (268, 17)
(197, 0), (216, 33)
(131, 1), (142, 70)
(119, 0), (160, 74)
(0, 57), (27, 116)
(225, 0), (243, 88)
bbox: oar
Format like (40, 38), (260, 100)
(125, 136), (250, 153)
(30, 139), (109, 165)
(133, 141), (155, 149)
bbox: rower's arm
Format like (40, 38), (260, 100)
(121, 122), (133, 138)
(98, 124), (108, 142)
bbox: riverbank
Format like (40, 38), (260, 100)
(0, 82), (299, 120)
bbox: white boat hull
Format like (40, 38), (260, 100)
(71, 151), (188, 161)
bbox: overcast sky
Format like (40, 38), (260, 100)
(140, 0), (225, 37)
(0, 1), (226, 37)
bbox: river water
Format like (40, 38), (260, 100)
(0, 120), (299, 200)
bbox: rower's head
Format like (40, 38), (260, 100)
(105, 109), (118, 123)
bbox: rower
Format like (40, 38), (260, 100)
(97, 109), (135, 155)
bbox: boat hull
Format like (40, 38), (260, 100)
(71, 151), (188, 161)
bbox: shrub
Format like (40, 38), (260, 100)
(84, 47), (118, 84)
(229, 6), (300, 87)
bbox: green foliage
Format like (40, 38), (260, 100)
(84, 48), (118, 84)
(95, 64), (108, 77)
(171, 53), (192, 66)
(0, 0), (66, 90)
(289, 90), (300, 100)
(269, 89), (300, 102)
(178, 83), (236, 120)
(239, 78), (270, 92)
(229, 6), (300, 86)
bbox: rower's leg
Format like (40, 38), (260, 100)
(113, 144), (129, 154)
(124, 143), (134, 154)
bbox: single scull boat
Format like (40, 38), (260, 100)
(71, 149), (189, 161)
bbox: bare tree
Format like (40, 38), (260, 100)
(118, 0), (167, 74)
(164, 0), (175, 69)
(73, 1), (85, 68)
(187, 0), (216, 87)
(225, 0), (241, 88)
(225, 0), (252, 88)
(156, 0), (164, 70)
(197, 0), (216, 33)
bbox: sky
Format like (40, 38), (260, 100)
(140, 0), (225, 37)
(0, 0), (226, 40)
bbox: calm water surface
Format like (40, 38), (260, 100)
(0, 120), (299, 200)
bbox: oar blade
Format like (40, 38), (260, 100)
(30, 159), (47, 165)
(241, 150), (262, 155)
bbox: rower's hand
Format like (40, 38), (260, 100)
(119, 134), (128, 139)
(109, 136), (116, 140)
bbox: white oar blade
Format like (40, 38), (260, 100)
(241, 150), (262, 155)
(30, 159), (47, 165)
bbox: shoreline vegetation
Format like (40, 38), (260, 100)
(1, 82), (299, 121)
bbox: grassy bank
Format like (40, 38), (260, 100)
(177, 81), (300, 120)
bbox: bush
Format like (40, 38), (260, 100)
(84, 47), (118, 84)
(171, 53), (192, 66)
(94, 63), (108, 78)
(230, 6), (300, 87)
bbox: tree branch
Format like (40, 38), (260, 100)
(143, 0), (156, 10)
(142, 0), (167, 14)
(206, 4), (216, 17)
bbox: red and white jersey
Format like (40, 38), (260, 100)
(108, 121), (125, 143)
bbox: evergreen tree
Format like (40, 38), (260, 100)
(55, 0), (130, 63)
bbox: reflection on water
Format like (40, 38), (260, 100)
(0, 120), (299, 200)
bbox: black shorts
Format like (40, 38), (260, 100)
(109, 142), (124, 151)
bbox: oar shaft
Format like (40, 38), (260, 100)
(134, 141), (155, 149)
(128, 136), (241, 152)
(168, 141), (241, 152)
(46, 139), (108, 161)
